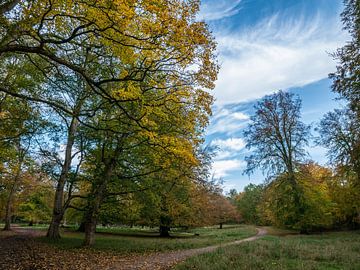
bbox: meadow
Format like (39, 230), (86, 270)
(175, 230), (360, 270)
(38, 224), (257, 253)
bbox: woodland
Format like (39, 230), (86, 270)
(0, 0), (359, 269)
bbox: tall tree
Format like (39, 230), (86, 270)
(243, 90), (310, 178)
(330, 0), (360, 118)
(1, 0), (218, 240)
(243, 90), (310, 228)
(318, 108), (360, 183)
(318, 108), (360, 226)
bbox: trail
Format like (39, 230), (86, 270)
(0, 226), (267, 270)
(116, 228), (267, 270)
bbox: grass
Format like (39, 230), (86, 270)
(175, 230), (360, 270)
(38, 224), (257, 254)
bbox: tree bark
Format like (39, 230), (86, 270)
(3, 159), (22, 231)
(83, 211), (97, 246)
(83, 156), (117, 246)
(3, 184), (16, 231)
(47, 116), (79, 239)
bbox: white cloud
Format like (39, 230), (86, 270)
(212, 137), (245, 151)
(198, 0), (242, 21)
(207, 109), (249, 135)
(232, 112), (249, 120)
(212, 12), (349, 105)
(212, 159), (245, 178)
(213, 150), (233, 160)
(211, 137), (246, 162)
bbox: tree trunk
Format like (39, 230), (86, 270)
(47, 213), (63, 239)
(3, 163), (22, 231)
(3, 187), (14, 231)
(159, 225), (170, 237)
(83, 156), (117, 246)
(219, 223), (223, 229)
(47, 116), (79, 239)
(83, 211), (97, 246)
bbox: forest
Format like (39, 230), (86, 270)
(0, 0), (359, 269)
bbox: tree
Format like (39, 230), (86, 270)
(1, 0), (218, 241)
(235, 184), (264, 225)
(243, 90), (310, 229)
(243, 90), (310, 178)
(18, 173), (54, 226)
(318, 108), (360, 228)
(261, 162), (334, 232)
(0, 92), (41, 230)
(209, 193), (240, 229)
(330, 0), (360, 118)
(319, 0), (360, 230)
(318, 108), (360, 183)
(327, 165), (360, 228)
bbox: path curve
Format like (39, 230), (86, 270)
(3, 226), (266, 270)
(117, 228), (267, 270)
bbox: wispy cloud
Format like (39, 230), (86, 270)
(207, 107), (249, 135)
(198, 0), (243, 21)
(212, 11), (348, 105)
(201, 0), (347, 192)
(211, 137), (246, 165)
(212, 159), (245, 178)
(212, 137), (245, 151)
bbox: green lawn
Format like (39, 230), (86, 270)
(39, 224), (257, 254)
(175, 230), (360, 270)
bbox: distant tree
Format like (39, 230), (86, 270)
(0, 93), (41, 230)
(209, 193), (240, 229)
(235, 184), (264, 225)
(318, 108), (360, 184)
(330, 0), (360, 118)
(18, 174), (54, 226)
(227, 188), (238, 204)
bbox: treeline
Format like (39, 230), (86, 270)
(233, 0), (360, 232)
(233, 161), (359, 232)
(0, 0), (234, 246)
(232, 89), (359, 232)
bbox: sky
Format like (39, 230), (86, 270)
(198, 0), (350, 192)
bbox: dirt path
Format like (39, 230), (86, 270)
(117, 228), (267, 270)
(0, 227), (266, 270)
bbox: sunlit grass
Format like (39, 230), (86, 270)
(175, 231), (360, 270)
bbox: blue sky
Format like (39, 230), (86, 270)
(199, 0), (349, 192)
